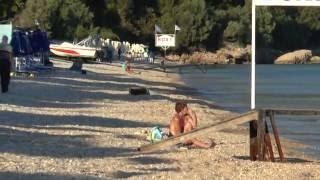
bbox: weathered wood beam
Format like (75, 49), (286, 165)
(265, 109), (320, 116)
(138, 110), (258, 152)
(269, 111), (285, 162)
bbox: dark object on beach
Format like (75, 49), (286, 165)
(70, 59), (83, 71)
(81, 70), (87, 74)
(129, 87), (149, 95)
(160, 59), (166, 72)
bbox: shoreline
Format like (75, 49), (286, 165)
(128, 59), (318, 161)
(0, 59), (319, 179)
(172, 62), (319, 161)
(168, 64), (318, 162)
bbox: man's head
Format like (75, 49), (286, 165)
(175, 102), (188, 115)
(1, 35), (8, 45)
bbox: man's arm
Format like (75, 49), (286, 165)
(169, 116), (181, 136)
(187, 109), (197, 127)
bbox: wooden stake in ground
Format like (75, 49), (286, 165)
(257, 110), (266, 161)
(269, 110), (285, 162)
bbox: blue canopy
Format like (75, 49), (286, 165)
(11, 28), (50, 56)
(11, 29), (33, 56)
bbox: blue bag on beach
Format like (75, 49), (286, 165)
(148, 126), (164, 142)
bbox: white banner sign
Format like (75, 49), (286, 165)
(0, 24), (12, 42)
(155, 34), (175, 47)
(254, 0), (320, 6)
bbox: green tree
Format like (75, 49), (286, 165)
(49, 0), (93, 39)
(176, 0), (214, 50)
(297, 7), (320, 48)
(115, 0), (157, 43)
(16, 0), (93, 40)
(222, 2), (251, 46)
(203, 0), (250, 49)
(15, 0), (51, 30)
(5, 0), (320, 52)
(0, 0), (26, 21)
(271, 7), (310, 50)
(158, 0), (214, 50)
(256, 7), (276, 47)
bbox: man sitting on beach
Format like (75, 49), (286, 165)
(169, 102), (215, 148)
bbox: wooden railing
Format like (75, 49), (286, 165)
(253, 108), (320, 162)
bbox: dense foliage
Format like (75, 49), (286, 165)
(1, 0), (320, 51)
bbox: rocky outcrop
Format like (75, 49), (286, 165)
(275, 50), (312, 64)
(166, 46), (251, 64)
(311, 56), (320, 64)
(214, 46), (251, 64)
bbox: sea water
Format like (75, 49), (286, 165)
(179, 64), (320, 159)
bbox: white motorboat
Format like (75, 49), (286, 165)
(50, 36), (101, 58)
(50, 42), (97, 58)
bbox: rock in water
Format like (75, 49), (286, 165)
(275, 49), (312, 64)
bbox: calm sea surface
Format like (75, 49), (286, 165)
(179, 64), (320, 159)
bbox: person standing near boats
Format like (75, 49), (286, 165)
(0, 35), (13, 93)
(125, 52), (133, 73)
(118, 46), (122, 60)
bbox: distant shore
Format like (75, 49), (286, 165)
(164, 47), (320, 65)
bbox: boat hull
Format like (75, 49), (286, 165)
(50, 42), (97, 58)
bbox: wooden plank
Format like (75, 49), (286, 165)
(269, 111), (285, 162)
(265, 109), (320, 116)
(138, 111), (258, 152)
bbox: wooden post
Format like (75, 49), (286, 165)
(249, 120), (258, 161)
(269, 110), (285, 162)
(257, 110), (266, 161)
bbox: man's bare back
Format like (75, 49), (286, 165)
(169, 114), (183, 136)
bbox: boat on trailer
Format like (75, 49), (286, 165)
(50, 36), (102, 59)
(50, 42), (97, 58)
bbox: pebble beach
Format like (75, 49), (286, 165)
(0, 60), (319, 179)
